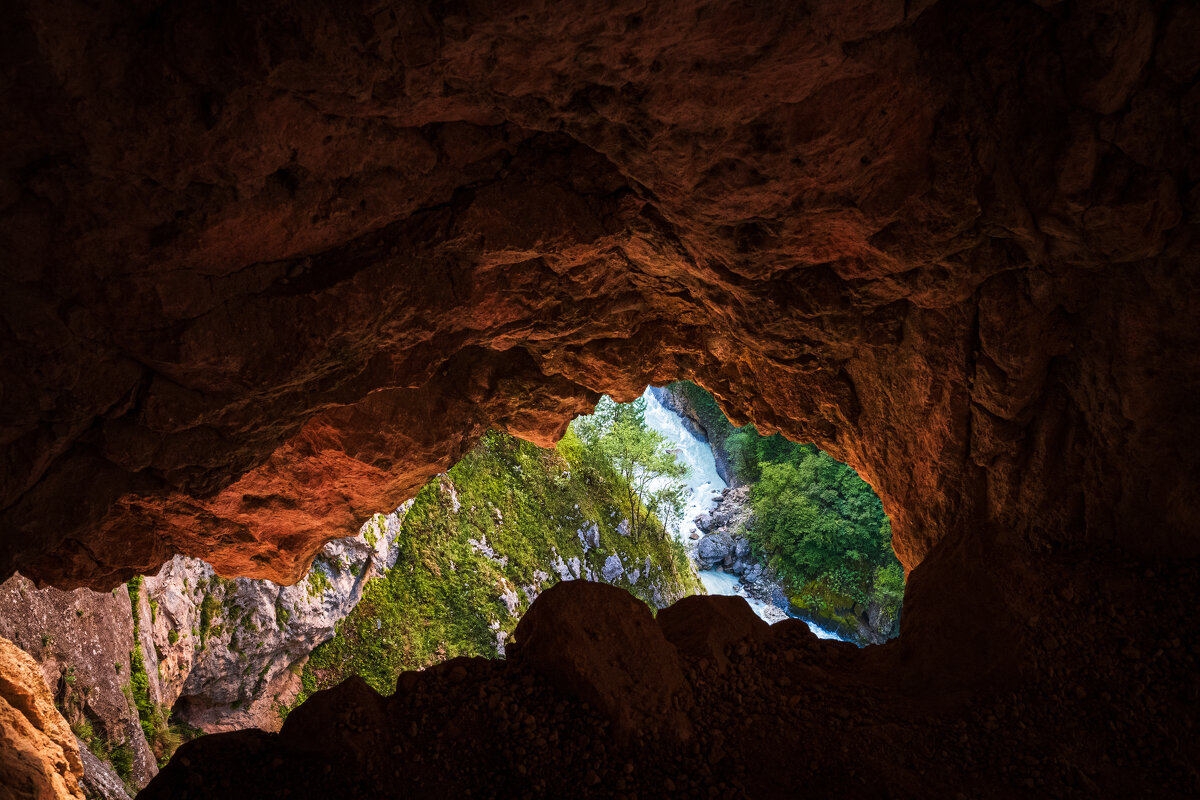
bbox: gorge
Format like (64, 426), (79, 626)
(1, 0), (1198, 797)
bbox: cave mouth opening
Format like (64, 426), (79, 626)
(288, 380), (903, 713)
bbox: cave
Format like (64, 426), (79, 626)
(1, 0), (1197, 797)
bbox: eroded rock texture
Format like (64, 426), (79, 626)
(1, 0), (1198, 795)
(0, 635), (85, 800)
(3, 0), (1194, 591)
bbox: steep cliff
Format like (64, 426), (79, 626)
(0, 507), (407, 794)
(0, 577), (158, 792)
(0, 635), (85, 800)
(140, 503), (407, 733)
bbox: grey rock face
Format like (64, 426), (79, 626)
(144, 501), (410, 732)
(76, 736), (133, 799)
(578, 523), (600, 550)
(617, 519), (631, 537)
(741, 563), (764, 584)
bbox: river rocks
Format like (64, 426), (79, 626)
(740, 563), (764, 584)
(508, 582), (693, 743)
(695, 533), (734, 570)
(0, 634), (85, 800)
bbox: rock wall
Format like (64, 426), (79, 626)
(142, 503), (407, 732)
(0, 577), (158, 790)
(0, 504), (408, 795)
(0, 634), (85, 800)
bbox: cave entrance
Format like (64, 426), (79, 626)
(293, 381), (903, 712)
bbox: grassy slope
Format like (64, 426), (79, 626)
(294, 429), (700, 704)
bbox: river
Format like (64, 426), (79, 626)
(641, 387), (847, 641)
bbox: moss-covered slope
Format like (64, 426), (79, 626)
(296, 429), (701, 702)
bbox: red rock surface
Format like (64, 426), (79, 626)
(1, 0), (1198, 795)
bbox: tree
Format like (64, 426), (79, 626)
(570, 396), (689, 541)
(746, 453), (896, 606)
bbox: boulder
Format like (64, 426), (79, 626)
(656, 595), (768, 673)
(601, 555), (624, 583)
(695, 533), (734, 570)
(508, 582), (692, 742)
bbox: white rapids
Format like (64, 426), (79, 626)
(641, 387), (848, 641)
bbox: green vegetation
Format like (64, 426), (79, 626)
(275, 597), (291, 629)
(71, 705), (139, 791)
(198, 592), (220, 646)
(128, 644), (160, 739)
(126, 575), (180, 767)
(293, 429), (699, 710)
(362, 513), (387, 548)
(305, 561), (333, 599)
(108, 741), (134, 786)
(570, 395), (688, 542)
(665, 381), (904, 635)
(127, 575), (143, 627)
(168, 629), (179, 645)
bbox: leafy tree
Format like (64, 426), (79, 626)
(747, 451), (897, 607)
(570, 396), (689, 541)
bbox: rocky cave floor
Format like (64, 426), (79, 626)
(142, 555), (1199, 800)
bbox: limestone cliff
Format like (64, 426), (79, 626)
(0, 577), (157, 792)
(0, 634), (84, 800)
(142, 503), (408, 733)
